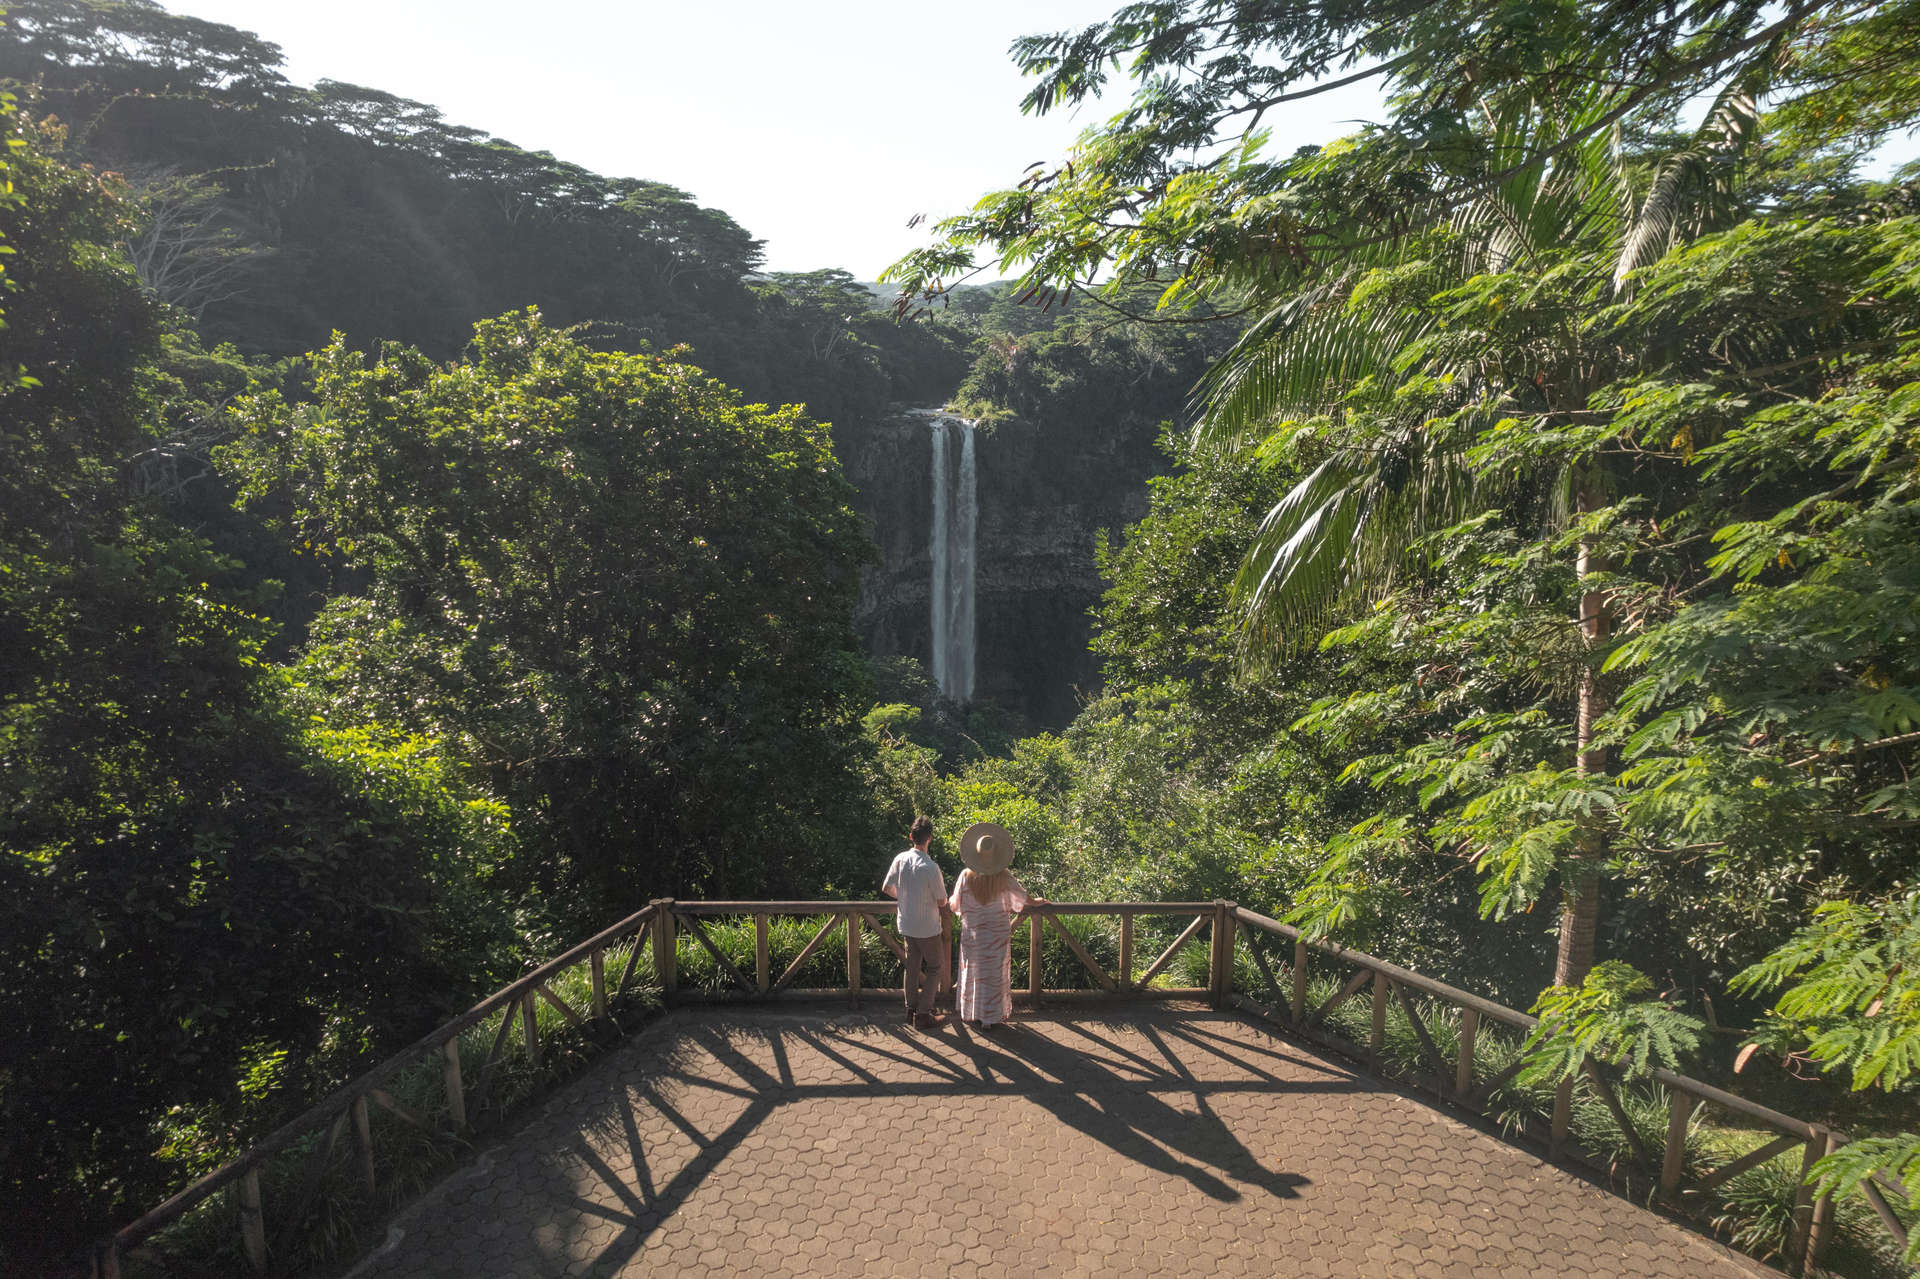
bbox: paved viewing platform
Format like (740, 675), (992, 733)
(349, 1005), (1771, 1278)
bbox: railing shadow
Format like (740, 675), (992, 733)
(956, 1016), (1319, 1204)
(419, 1009), (1339, 1277)
(117, 896), (1876, 1279)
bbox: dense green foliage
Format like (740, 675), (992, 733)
(895, 0), (1920, 1267)
(0, 116), (519, 1266)
(9, 0), (1920, 1272)
(0, 14), (966, 1260)
(220, 311), (884, 902)
(891, 0), (1920, 306)
(1734, 890), (1920, 1252)
(1519, 961), (1705, 1085)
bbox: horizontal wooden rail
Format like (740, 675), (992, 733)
(1233, 907), (1535, 1031)
(672, 900), (1220, 916)
(103, 902), (662, 1272)
(1648, 1068), (1817, 1141)
(107, 895), (1900, 1279)
(674, 900), (900, 914)
(1227, 905), (1900, 1276)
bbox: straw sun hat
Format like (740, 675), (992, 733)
(957, 821), (1016, 875)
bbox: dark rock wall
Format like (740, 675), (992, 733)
(835, 407), (1167, 728)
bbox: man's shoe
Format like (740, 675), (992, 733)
(913, 1013), (940, 1030)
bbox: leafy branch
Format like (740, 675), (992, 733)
(1519, 960), (1704, 1084)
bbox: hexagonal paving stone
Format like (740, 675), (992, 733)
(349, 1007), (1774, 1278)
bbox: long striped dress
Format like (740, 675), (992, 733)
(949, 869), (1030, 1026)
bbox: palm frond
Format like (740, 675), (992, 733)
(1613, 72), (1766, 292)
(1192, 263), (1423, 452)
(1233, 437), (1477, 672)
(1200, 78), (1765, 676)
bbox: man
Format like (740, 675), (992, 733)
(881, 815), (949, 1030)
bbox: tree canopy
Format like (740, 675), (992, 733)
(890, 0), (1920, 309)
(220, 311), (887, 903)
(893, 2), (1920, 1264)
(0, 112), (516, 1266)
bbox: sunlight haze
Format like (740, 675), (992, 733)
(162, 0), (1385, 276)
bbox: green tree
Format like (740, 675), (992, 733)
(0, 0), (290, 103)
(1282, 215), (1920, 991)
(887, 0), (1920, 987)
(221, 311), (885, 904)
(1206, 87), (1769, 985)
(0, 111), (513, 1268)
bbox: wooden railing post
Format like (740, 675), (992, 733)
(1291, 939), (1309, 1025)
(653, 900), (678, 998)
(1118, 912), (1134, 992)
(845, 909), (862, 1006)
(351, 1094), (376, 1194)
(93, 1240), (120, 1279)
(589, 948), (607, 1020)
(1787, 1127), (1821, 1273)
(1550, 1075), (1575, 1160)
(1455, 1007), (1478, 1098)
(755, 913), (770, 994)
(1028, 909), (1043, 1004)
(1659, 1089), (1691, 1201)
(1369, 971), (1389, 1069)
(442, 1038), (467, 1133)
(1789, 1127), (1835, 1274)
(239, 1167), (267, 1273)
(1207, 902), (1221, 1001)
(521, 991), (542, 1067)
(943, 909), (956, 996)
(1211, 901), (1237, 1010)
(1806, 1145), (1837, 1271)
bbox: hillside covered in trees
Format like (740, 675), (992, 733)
(6, 0), (1920, 1275)
(0, 0), (973, 424)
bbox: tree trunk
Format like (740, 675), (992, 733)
(1556, 480), (1612, 987)
(1555, 862), (1602, 987)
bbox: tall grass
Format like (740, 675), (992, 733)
(670, 914), (874, 993)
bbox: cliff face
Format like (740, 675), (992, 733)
(835, 405), (1167, 728)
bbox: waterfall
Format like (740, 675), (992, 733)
(925, 412), (977, 701)
(953, 422), (977, 701)
(930, 417), (950, 695)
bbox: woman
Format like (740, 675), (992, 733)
(948, 822), (1043, 1031)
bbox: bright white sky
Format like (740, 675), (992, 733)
(160, 1), (1385, 277)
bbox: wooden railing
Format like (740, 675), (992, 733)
(90, 902), (665, 1279)
(93, 897), (1909, 1277)
(655, 898), (1228, 1005)
(1227, 905), (1912, 1278)
(91, 898), (1234, 1277)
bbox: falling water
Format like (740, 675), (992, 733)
(926, 412), (977, 701)
(930, 417), (950, 695)
(953, 422), (977, 701)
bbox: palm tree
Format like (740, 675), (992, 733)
(1198, 83), (1762, 985)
